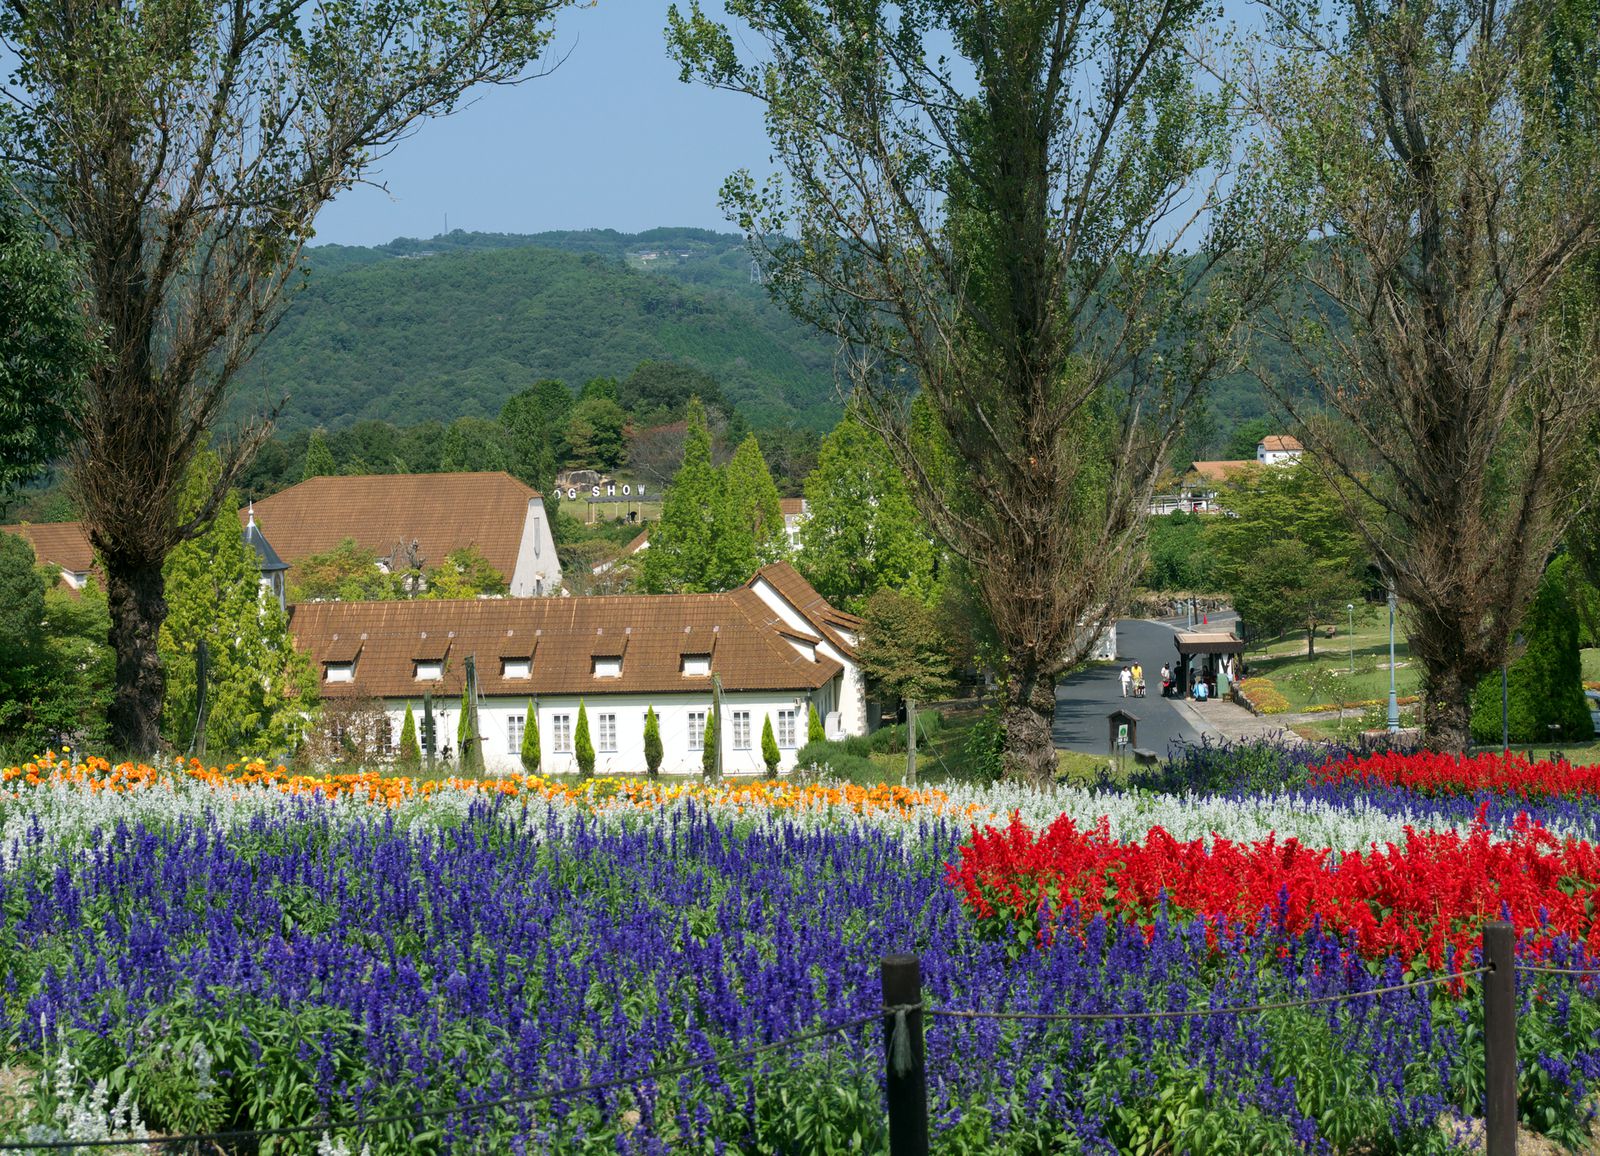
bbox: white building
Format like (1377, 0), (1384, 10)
(1256, 435), (1304, 466)
(248, 471), (561, 597)
(289, 562), (866, 775)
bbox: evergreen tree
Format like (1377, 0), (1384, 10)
(521, 700), (540, 772)
(641, 398), (721, 593)
(500, 379), (573, 493)
(760, 714), (780, 779)
(397, 703), (421, 771)
(1471, 557), (1595, 744)
(457, 683), (471, 754)
(808, 702), (826, 744)
(800, 415), (937, 612)
(161, 452), (316, 756)
(302, 429), (336, 480)
(714, 434), (787, 585)
(856, 589), (957, 714)
(643, 705), (662, 779)
(574, 700), (595, 778)
(701, 709), (717, 779)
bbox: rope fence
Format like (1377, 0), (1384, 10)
(0, 923), (1563, 1155)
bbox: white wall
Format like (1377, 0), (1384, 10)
(378, 690), (830, 776)
(748, 576), (866, 737)
(510, 498), (562, 597)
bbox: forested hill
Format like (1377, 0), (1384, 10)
(237, 229), (845, 433)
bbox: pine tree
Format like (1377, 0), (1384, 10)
(643, 705), (662, 779)
(457, 684), (470, 752)
(397, 703), (421, 771)
(701, 709), (717, 779)
(714, 434), (787, 585)
(302, 429), (336, 480)
(808, 702), (826, 744)
(574, 699), (595, 778)
(761, 714), (780, 779)
(1471, 557), (1596, 744)
(521, 700), (540, 773)
(641, 398), (721, 593)
(161, 451), (316, 756)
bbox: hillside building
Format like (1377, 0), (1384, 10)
(0, 522), (98, 590)
(290, 562), (866, 775)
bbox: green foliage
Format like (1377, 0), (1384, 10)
(799, 416), (936, 612)
(457, 684), (471, 753)
(0, 534), (111, 756)
(287, 538), (397, 602)
(500, 379), (574, 492)
(160, 453), (316, 757)
(643, 706), (662, 778)
(701, 708), (717, 779)
(1471, 557), (1595, 744)
(1142, 511), (1213, 592)
(301, 430), (336, 480)
(866, 711), (943, 754)
(760, 714), (780, 777)
(792, 737), (879, 781)
(397, 704), (420, 771)
(642, 398), (722, 593)
(422, 546), (508, 600)
(564, 396), (627, 471)
(440, 416), (513, 473)
(807, 702), (825, 744)
(717, 433), (788, 578)
(574, 700), (595, 778)
(1207, 465), (1366, 651)
(521, 701), (540, 772)
(960, 708), (1007, 785)
(0, 184), (93, 497)
(856, 589), (957, 709)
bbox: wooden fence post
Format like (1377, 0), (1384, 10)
(881, 953), (928, 1156)
(1483, 920), (1517, 1156)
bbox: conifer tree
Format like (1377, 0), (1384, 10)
(641, 398), (721, 593)
(807, 702), (826, 745)
(574, 700), (595, 778)
(643, 706), (663, 779)
(521, 700), (540, 773)
(761, 714), (780, 779)
(1471, 557), (1596, 744)
(160, 451), (315, 756)
(301, 430), (336, 481)
(700, 709), (717, 779)
(714, 434), (787, 585)
(457, 684), (470, 752)
(397, 703), (421, 771)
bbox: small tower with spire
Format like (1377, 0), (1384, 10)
(243, 501), (289, 613)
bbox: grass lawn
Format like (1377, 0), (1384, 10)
(1245, 604), (1422, 713)
(1584, 648), (1600, 686)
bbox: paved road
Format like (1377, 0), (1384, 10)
(1053, 618), (1219, 756)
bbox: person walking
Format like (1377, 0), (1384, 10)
(1119, 666), (1131, 698)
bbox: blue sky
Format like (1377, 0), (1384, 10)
(312, 3), (772, 247)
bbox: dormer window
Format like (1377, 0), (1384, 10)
(415, 660), (443, 681)
(324, 662), (354, 683)
(593, 656), (622, 678)
(502, 658), (531, 679)
(681, 654), (711, 676)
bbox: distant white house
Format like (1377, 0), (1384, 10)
(1256, 435), (1304, 466)
(290, 562), (867, 775)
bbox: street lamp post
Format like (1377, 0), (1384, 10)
(1347, 603), (1355, 674)
(1387, 587), (1400, 734)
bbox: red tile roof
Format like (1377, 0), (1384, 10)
(1261, 435), (1304, 452)
(1, 521), (95, 573)
(244, 472), (541, 579)
(747, 562), (863, 655)
(1186, 460), (1255, 484)
(290, 589), (842, 699)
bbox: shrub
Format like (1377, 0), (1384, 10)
(574, 700), (595, 779)
(867, 711), (944, 753)
(761, 715), (780, 778)
(793, 738), (880, 781)
(702, 710), (717, 779)
(1238, 677), (1290, 715)
(957, 708), (1005, 783)
(807, 702), (826, 744)
(396, 703), (420, 771)
(520, 701), (539, 773)
(1470, 557), (1595, 745)
(643, 706), (662, 779)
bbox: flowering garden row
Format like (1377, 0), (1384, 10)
(1312, 748), (1600, 800)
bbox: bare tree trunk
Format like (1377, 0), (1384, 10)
(1002, 667), (1058, 784)
(1422, 665), (1473, 755)
(1306, 624), (1316, 660)
(105, 559), (167, 756)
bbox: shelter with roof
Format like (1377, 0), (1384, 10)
(1172, 630), (1245, 698)
(245, 471), (560, 597)
(288, 562), (865, 775)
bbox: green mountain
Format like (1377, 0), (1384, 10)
(239, 229), (845, 432)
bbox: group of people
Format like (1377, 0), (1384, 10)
(1118, 663), (1150, 698)
(1120, 661), (1217, 701)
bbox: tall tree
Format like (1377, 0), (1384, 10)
(640, 398), (722, 593)
(1252, 0), (1600, 751)
(160, 454), (315, 756)
(670, 1), (1282, 779)
(301, 431), (337, 481)
(714, 434), (787, 583)
(564, 397), (628, 472)
(1206, 464), (1366, 656)
(0, 0), (572, 754)
(855, 588), (957, 716)
(500, 379), (573, 492)
(0, 184), (94, 500)
(800, 415), (936, 612)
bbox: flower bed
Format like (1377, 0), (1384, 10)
(1312, 749), (1600, 800)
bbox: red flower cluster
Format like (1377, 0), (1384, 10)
(947, 813), (1600, 970)
(1310, 750), (1600, 800)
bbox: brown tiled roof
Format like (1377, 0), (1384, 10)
(243, 472), (540, 579)
(290, 591), (842, 699)
(1186, 460), (1255, 484)
(780, 497), (807, 518)
(746, 562), (863, 655)
(1, 521), (95, 573)
(1261, 435), (1303, 452)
